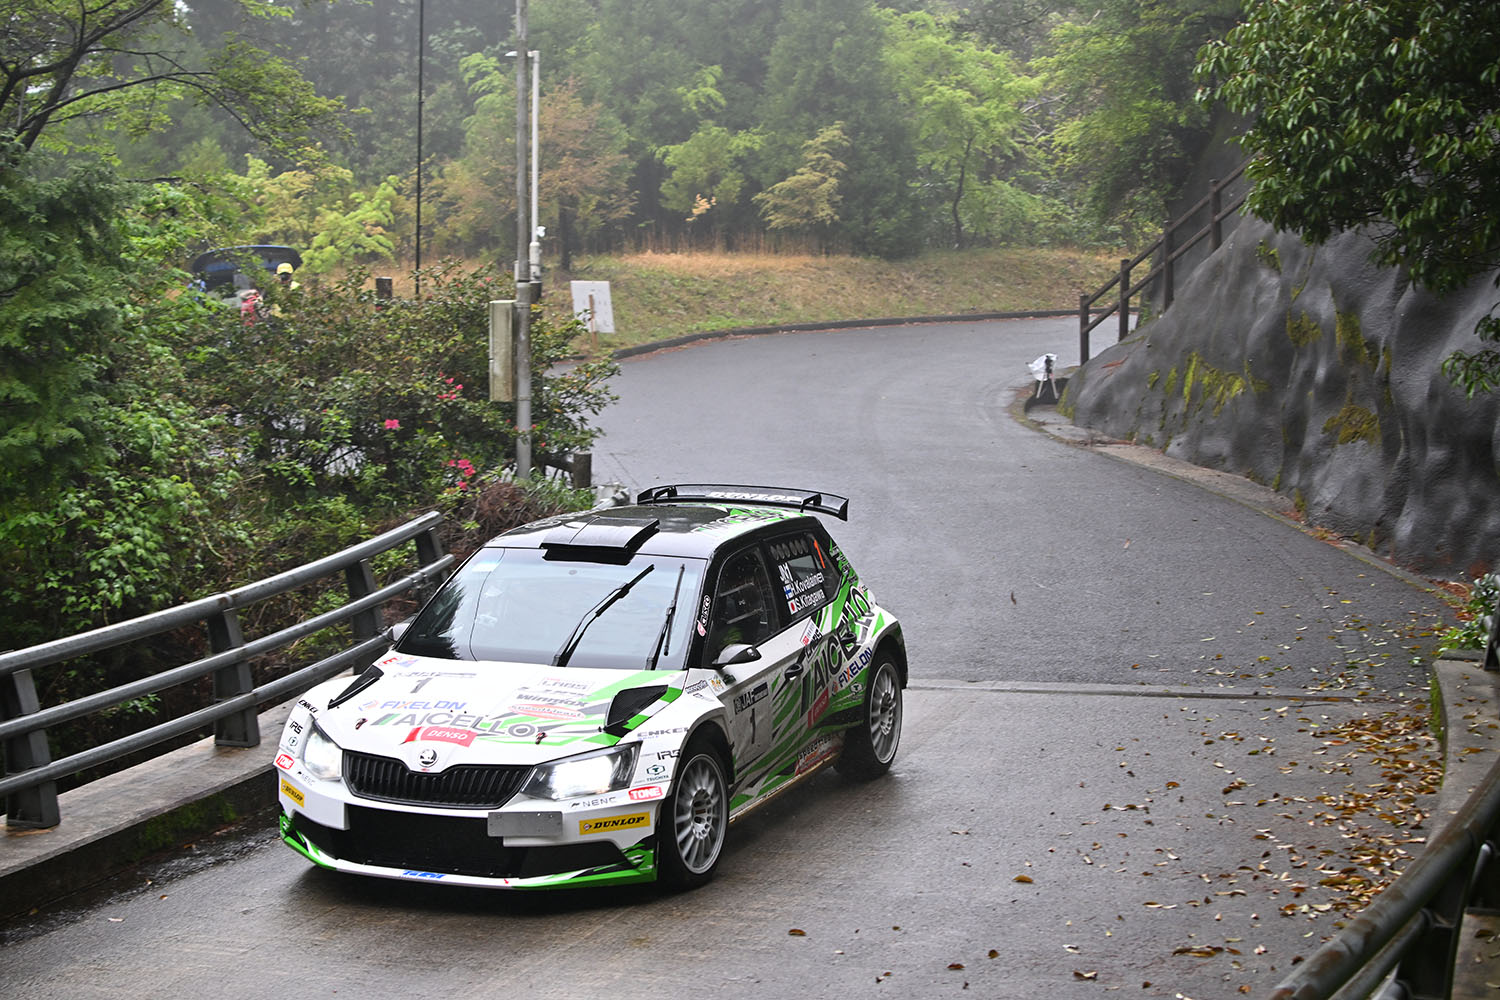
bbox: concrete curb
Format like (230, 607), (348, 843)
(607, 309), (1079, 359)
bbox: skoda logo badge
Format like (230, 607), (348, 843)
(418, 748), (438, 768)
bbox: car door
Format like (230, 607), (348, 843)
(705, 529), (842, 784)
(703, 545), (785, 775)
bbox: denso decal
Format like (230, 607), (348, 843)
(280, 778), (305, 807)
(275, 753), (296, 771)
(403, 725), (477, 746)
(579, 812), (650, 835)
(629, 785), (665, 802)
(402, 870), (445, 880)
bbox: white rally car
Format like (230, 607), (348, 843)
(276, 485), (905, 890)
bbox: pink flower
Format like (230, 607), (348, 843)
(384, 418), (401, 430)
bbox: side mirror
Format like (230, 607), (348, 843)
(713, 643), (762, 667)
(389, 618), (414, 644)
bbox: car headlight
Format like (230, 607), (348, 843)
(301, 724), (343, 781)
(522, 744), (640, 801)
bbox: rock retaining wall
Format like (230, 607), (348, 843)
(1066, 216), (1500, 579)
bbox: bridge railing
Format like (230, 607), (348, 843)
(0, 512), (453, 830)
(1078, 162), (1249, 363)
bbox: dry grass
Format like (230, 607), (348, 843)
(547, 246), (1123, 353)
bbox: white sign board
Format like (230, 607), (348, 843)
(570, 280), (616, 334)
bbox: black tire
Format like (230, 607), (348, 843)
(658, 739), (729, 889)
(836, 655), (903, 780)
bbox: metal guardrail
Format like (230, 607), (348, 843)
(1265, 611), (1500, 999)
(0, 512), (453, 830)
(1078, 161), (1249, 363)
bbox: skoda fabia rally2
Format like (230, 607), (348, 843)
(275, 485), (906, 890)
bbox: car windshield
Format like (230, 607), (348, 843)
(397, 548), (707, 670)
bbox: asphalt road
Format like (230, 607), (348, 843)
(0, 318), (1456, 998)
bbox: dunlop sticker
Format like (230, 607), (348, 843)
(280, 778), (305, 807)
(578, 812), (650, 836)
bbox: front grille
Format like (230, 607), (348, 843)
(343, 750), (531, 809)
(290, 808), (627, 879)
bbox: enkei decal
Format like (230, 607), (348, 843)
(637, 725), (690, 738)
(280, 778), (305, 806)
(275, 753), (296, 771)
(403, 725), (477, 747)
(579, 812), (650, 835)
(629, 785), (665, 801)
(297, 699), (319, 715)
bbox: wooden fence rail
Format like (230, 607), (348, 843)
(1078, 161), (1249, 363)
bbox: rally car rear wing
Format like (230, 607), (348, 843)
(636, 484), (849, 520)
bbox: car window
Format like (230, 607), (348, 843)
(766, 531), (837, 623)
(704, 547), (777, 661)
(397, 548), (706, 670)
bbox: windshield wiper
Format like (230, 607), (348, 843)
(553, 564), (655, 668)
(647, 565), (685, 670)
(328, 663), (383, 710)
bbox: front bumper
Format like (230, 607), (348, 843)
(278, 775), (663, 890)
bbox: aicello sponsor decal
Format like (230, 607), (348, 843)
(280, 778), (305, 807)
(579, 812), (650, 835)
(403, 725), (477, 747)
(275, 753), (296, 771)
(628, 785), (665, 802)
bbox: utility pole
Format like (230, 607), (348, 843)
(512, 0), (532, 480)
(414, 0), (425, 296)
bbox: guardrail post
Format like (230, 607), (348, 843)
(1161, 218), (1176, 311)
(346, 558), (380, 644)
(1117, 258), (1131, 343)
(1392, 866), (1469, 999)
(1485, 606), (1499, 672)
(2, 667), (61, 828)
(1078, 291), (1090, 363)
(571, 452), (592, 490)
(208, 609), (259, 747)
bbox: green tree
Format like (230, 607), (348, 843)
(883, 9), (1034, 248)
(752, 123), (850, 251)
(0, 143), (129, 504)
(1198, 0), (1500, 395)
(760, 0), (919, 256)
(0, 0), (346, 159)
(1036, 0), (1238, 238)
